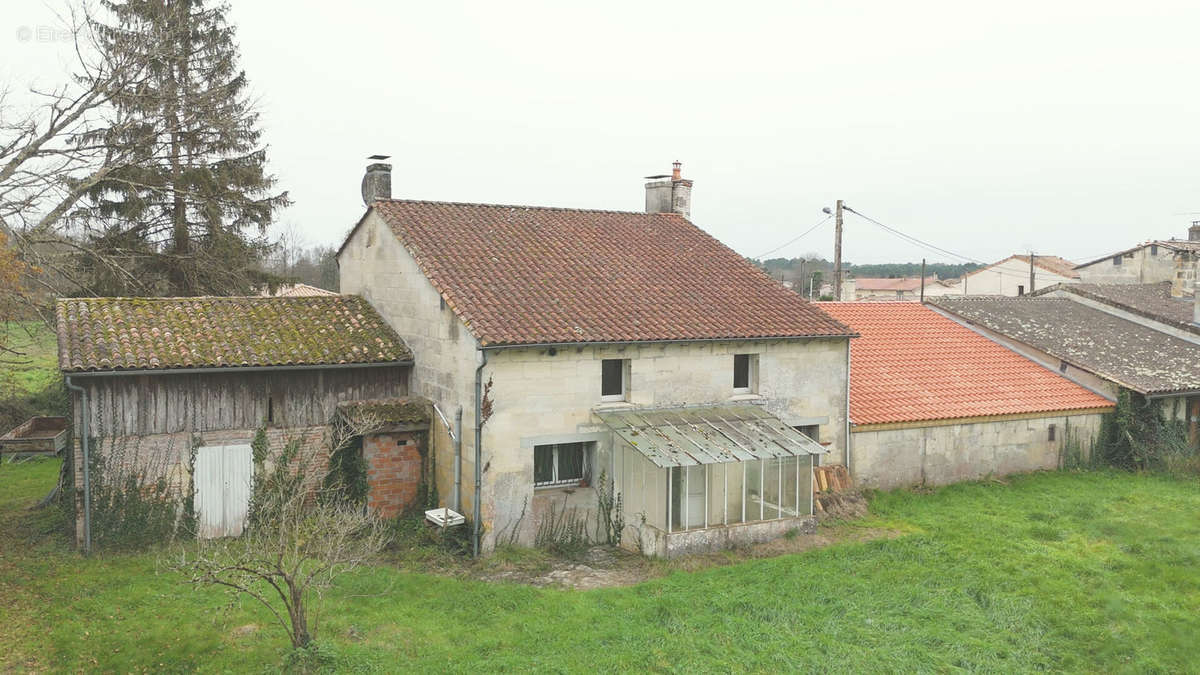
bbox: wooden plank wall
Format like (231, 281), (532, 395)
(74, 366), (408, 436)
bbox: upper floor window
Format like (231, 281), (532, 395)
(1113, 255), (1122, 266)
(1150, 244), (1158, 256)
(1017, 285), (1025, 296)
(601, 358), (628, 401)
(733, 354), (758, 393)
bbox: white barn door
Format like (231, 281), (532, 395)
(195, 444), (253, 538)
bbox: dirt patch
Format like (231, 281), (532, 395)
(473, 524), (902, 590)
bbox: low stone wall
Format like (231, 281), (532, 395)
(636, 516), (817, 558)
(849, 412), (1106, 491)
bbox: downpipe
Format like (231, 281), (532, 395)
(63, 376), (91, 556)
(472, 349), (489, 558)
(453, 407), (463, 514)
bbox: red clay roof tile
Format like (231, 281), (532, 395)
(818, 302), (1113, 425)
(371, 200), (853, 346)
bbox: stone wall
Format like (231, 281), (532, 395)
(1077, 245), (1177, 285)
(362, 430), (426, 519)
(479, 338), (848, 550)
(849, 412), (1106, 491)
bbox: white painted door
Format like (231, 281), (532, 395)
(195, 444), (253, 538)
(685, 465), (706, 528)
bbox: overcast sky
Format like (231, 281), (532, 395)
(5, 1), (1199, 266)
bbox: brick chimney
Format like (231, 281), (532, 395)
(645, 160), (692, 219)
(361, 155), (392, 206)
(1189, 220), (1200, 242)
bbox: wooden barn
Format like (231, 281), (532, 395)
(55, 295), (417, 550)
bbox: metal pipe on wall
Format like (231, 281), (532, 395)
(453, 407), (463, 513)
(64, 376), (91, 555)
(472, 350), (489, 558)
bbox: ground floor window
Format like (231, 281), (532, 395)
(534, 442), (590, 487)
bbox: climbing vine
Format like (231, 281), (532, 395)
(1093, 390), (1195, 474)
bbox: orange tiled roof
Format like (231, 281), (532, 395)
(369, 200), (854, 346)
(818, 302), (1113, 425)
(56, 295), (411, 373)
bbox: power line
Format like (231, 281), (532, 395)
(842, 207), (1072, 284)
(752, 215), (832, 260)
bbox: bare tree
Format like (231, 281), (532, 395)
(0, 4), (165, 308)
(170, 411), (388, 649)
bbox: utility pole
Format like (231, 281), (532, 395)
(1028, 251), (1036, 295)
(833, 199), (844, 300)
(920, 258), (927, 303)
(798, 259), (806, 297)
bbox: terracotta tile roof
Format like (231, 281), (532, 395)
(851, 277), (938, 292)
(260, 283), (338, 297)
(1013, 255), (1080, 279)
(369, 200), (853, 346)
(56, 295), (412, 373)
(818, 302), (1113, 425)
(930, 296), (1200, 396)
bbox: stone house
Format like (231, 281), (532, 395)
(845, 276), (938, 301)
(819, 302), (1113, 490)
(1074, 223), (1200, 286)
(925, 255), (1079, 297)
(56, 295), (421, 550)
(337, 161), (854, 556)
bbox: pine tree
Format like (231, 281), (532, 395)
(83, 0), (288, 296)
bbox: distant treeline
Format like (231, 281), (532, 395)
(756, 257), (980, 282)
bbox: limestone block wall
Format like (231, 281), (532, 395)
(849, 412), (1106, 491)
(1077, 246), (1177, 285)
(339, 210), (480, 519)
(478, 338), (849, 550)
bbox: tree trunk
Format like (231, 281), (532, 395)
(286, 579), (310, 648)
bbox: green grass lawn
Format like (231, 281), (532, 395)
(2, 459), (1198, 672)
(0, 321), (58, 397)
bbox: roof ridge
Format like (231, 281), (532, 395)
(374, 198), (687, 218)
(58, 294), (348, 302)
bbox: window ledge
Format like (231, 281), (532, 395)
(728, 393), (764, 402)
(593, 401), (635, 412)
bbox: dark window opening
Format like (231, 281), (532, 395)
(1017, 285), (1025, 296)
(734, 354), (752, 390)
(1151, 244), (1158, 256)
(1048, 424), (1057, 441)
(267, 396), (274, 424)
(1059, 361), (1068, 373)
(794, 425), (819, 442)
(534, 442), (589, 487)
(601, 359), (625, 398)
(1113, 255), (1122, 266)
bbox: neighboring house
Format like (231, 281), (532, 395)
(1032, 282), (1200, 344)
(259, 282), (338, 297)
(929, 297), (1200, 441)
(1074, 223), (1200, 285)
(925, 255), (1079, 297)
(819, 303), (1113, 490)
(337, 161), (854, 557)
(847, 276), (939, 301)
(57, 295), (416, 549)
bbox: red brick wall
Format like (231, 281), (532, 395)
(363, 431), (424, 519)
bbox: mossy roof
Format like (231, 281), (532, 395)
(56, 295), (412, 373)
(337, 397), (432, 425)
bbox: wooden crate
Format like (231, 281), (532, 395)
(0, 416), (69, 457)
(812, 464), (852, 494)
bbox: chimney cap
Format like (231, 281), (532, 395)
(367, 154), (391, 161)
(644, 174), (671, 180)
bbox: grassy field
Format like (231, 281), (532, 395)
(0, 321), (58, 396)
(2, 460), (1197, 672)
(0, 321), (65, 435)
